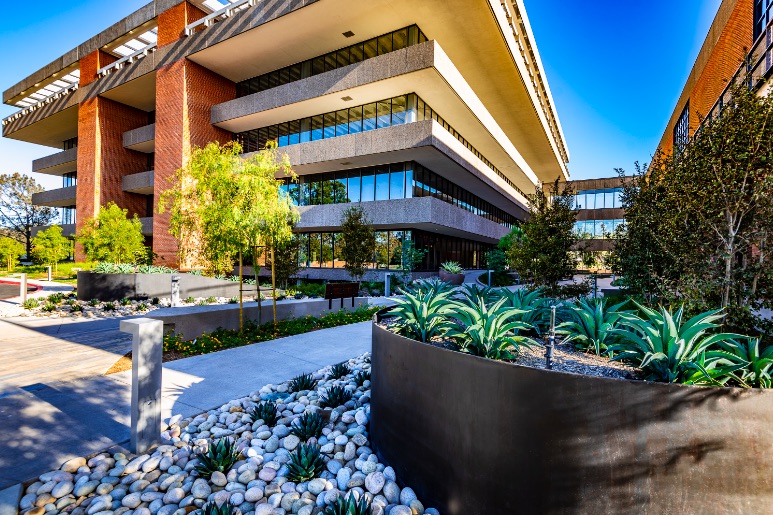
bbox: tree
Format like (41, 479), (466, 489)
(76, 203), (147, 264)
(505, 180), (578, 288)
(31, 225), (71, 272)
(0, 237), (24, 272)
(160, 141), (299, 326)
(338, 206), (376, 281)
(265, 232), (302, 290)
(0, 173), (58, 257)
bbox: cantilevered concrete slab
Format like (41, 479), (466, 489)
(31, 186), (76, 208)
(123, 123), (156, 153)
(122, 170), (155, 195)
(31, 147), (78, 176)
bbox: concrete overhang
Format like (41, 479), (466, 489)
(246, 119), (528, 217)
(88, 64), (158, 112)
(31, 186), (77, 208)
(2, 98), (79, 149)
(123, 123), (156, 152)
(213, 40), (539, 194)
(185, 0), (568, 180)
(123, 170), (155, 194)
(297, 197), (509, 244)
(32, 147), (78, 176)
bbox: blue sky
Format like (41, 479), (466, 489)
(0, 0), (722, 189)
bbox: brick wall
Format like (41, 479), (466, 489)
(79, 50), (117, 87)
(157, 1), (206, 47)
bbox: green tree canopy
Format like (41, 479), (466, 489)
(338, 206), (376, 281)
(0, 236), (25, 272)
(0, 173), (58, 257)
(31, 225), (71, 272)
(76, 202), (147, 264)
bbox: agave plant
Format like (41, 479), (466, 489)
(320, 385), (353, 408)
(194, 438), (242, 479)
(440, 261), (464, 274)
(716, 338), (773, 388)
(457, 283), (497, 308)
(324, 492), (372, 515)
(558, 297), (630, 356)
(286, 443), (326, 482)
(290, 411), (325, 441)
(250, 400), (279, 426)
(387, 289), (454, 342)
(328, 362), (351, 380)
(289, 372), (319, 393)
(353, 370), (371, 387)
(201, 501), (237, 515)
(406, 277), (454, 296)
(496, 287), (552, 334)
(608, 303), (749, 384)
(446, 296), (539, 360)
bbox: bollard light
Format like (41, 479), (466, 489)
(385, 272), (392, 297)
(171, 275), (180, 307)
(545, 305), (556, 370)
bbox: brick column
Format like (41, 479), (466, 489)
(153, 1), (236, 267)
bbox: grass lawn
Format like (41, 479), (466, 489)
(0, 262), (89, 285)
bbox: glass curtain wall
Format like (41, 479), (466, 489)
(572, 188), (624, 210)
(573, 219), (625, 238)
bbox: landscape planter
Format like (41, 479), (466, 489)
(370, 314), (773, 514)
(438, 269), (464, 285)
(77, 271), (242, 302)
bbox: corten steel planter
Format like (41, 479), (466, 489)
(370, 313), (773, 515)
(438, 269), (464, 285)
(77, 271), (242, 302)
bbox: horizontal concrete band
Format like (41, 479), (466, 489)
(122, 170), (155, 194)
(123, 123), (156, 148)
(31, 186), (77, 208)
(297, 197), (509, 243)
(31, 147), (78, 174)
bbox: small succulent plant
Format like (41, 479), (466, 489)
(290, 411), (325, 441)
(320, 385), (353, 409)
(250, 401), (278, 426)
(71, 304), (83, 313)
(228, 297), (239, 304)
(151, 297), (160, 305)
(324, 492), (372, 515)
(47, 293), (64, 304)
(88, 298), (101, 306)
(194, 438), (242, 479)
(42, 303), (57, 312)
(353, 370), (371, 387)
(185, 296), (195, 304)
(286, 443), (326, 482)
(120, 297), (132, 306)
(206, 296), (217, 304)
(136, 303), (149, 311)
(289, 372), (318, 393)
(22, 299), (39, 309)
(102, 303), (116, 311)
(200, 501), (237, 515)
(328, 362), (351, 380)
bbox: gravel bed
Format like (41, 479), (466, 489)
(18, 354), (438, 515)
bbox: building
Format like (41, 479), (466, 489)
(658, 0), (772, 152)
(563, 177), (627, 253)
(3, 0), (570, 278)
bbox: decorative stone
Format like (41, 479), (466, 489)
(283, 435), (300, 451)
(211, 471), (228, 487)
(258, 467), (277, 482)
(390, 506), (412, 515)
(61, 458), (87, 473)
(244, 487), (264, 503)
(307, 478), (326, 496)
(383, 481), (400, 504)
(51, 481), (74, 498)
(365, 472), (385, 495)
(399, 487), (417, 506)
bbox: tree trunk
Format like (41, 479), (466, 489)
(239, 251), (244, 331)
(254, 245), (262, 326)
(271, 244), (277, 325)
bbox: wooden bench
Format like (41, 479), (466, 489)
(324, 282), (360, 309)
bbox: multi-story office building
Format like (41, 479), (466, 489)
(4, 0), (570, 277)
(564, 177), (627, 252)
(658, 0), (772, 152)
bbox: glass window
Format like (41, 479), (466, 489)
(375, 167), (390, 201)
(363, 38), (378, 59)
(405, 166), (413, 199)
(348, 106), (363, 134)
(336, 48), (350, 68)
(321, 234), (333, 267)
(361, 171), (375, 201)
(604, 190), (615, 210)
(335, 109), (349, 137)
(350, 44), (364, 64)
(363, 103), (377, 131)
(615, 188), (623, 209)
(299, 182), (309, 206)
(288, 120), (300, 145)
(312, 56), (325, 75)
(389, 164), (405, 199)
(311, 115), (323, 141)
(324, 52), (337, 72)
(391, 95), (407, 125)
(333, 233), (345, 268)
(375, 231), (389, 268)
(392, 28), (408, 51)
(348, 170), (361, 203)
(309, 233), (322, 267)
(297, 233), (309, 267)
(377, 34), (393, 55)
(377, 101), (392, 128)
(323, 113), (336, 139)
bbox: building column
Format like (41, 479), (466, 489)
(153, 1), (236, 267)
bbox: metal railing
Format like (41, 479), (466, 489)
(184, 0), (257, 36)
(2, 82), (79, 126)
(705, 14), (773, 121)
(98, 42), (158, 78)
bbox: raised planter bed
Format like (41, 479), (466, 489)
(370, 312), (773, 514)
(77, 271), (242, 302)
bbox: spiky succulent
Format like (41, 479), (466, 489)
(328, 362), (351, 380)
(353, 370), (371, 387)
(250, 401), (279, 426)
(286, 443), (326, 482)
(290, 411), (325, 441)
(324, 492), (372, 515)
(194, 438), (242, 479)
(320, 385), (353, 409)
(289, 372), (318, 393)
(201, 501), (238, 515)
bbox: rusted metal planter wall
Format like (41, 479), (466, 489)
(370, 319), (773, 515)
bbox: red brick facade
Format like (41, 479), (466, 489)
(79, 50), (117, 87)
(157, 1), (206, 47)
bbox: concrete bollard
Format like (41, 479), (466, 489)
(19, 273), (27, 303)
(46, 266), (52, 282)
(385, 272), (392, 297)
(120, 318), (164, 454)
(171, 275), (180, 307)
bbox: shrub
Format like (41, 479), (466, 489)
(88, 298), (101, 306)
(194, 438), (242, 479)
(324, 492), (372, 515)
(609, 304), (749, 385)
(290, 412), (325, 441)
(47, 293), (64, 304)
(120, 297), (132, 306)
(286, 443), (326, 482)
(320, 385), (352, 409)
(715, 338), (773, 388)
(71, 304), (83, 313)
(354, 370), (371, 387)
(446, 296), (539, 360)
(22, 299), (39, 309)
(406, 277), (453, 296)
(387, 289), (454, 342)
(558, 298), (630, 356)
(496, 287), (552, 334)
(327, 362), (351, 380)
(289, 373), (318, 393)
(440, 261), (463, 274)
(41, 303), (57, 312)
(250, 401), (278, 426)
(200, 501), (236, 515)
(65, 299), (77, 306)
(458, 283), (497, 307)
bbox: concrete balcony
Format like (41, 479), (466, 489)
(123, 123), (155, 152)
(122, 170), (154, 194)
(31, 186), (77, 208)
(31, 147), (78, 176)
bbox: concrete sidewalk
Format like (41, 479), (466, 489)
(0, 320), (372, 489)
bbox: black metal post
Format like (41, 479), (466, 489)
(545, 305), (556, 370)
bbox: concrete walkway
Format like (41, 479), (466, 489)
(0, 320), (372, 489)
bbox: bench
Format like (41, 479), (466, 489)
(324, 282), (360, 309)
